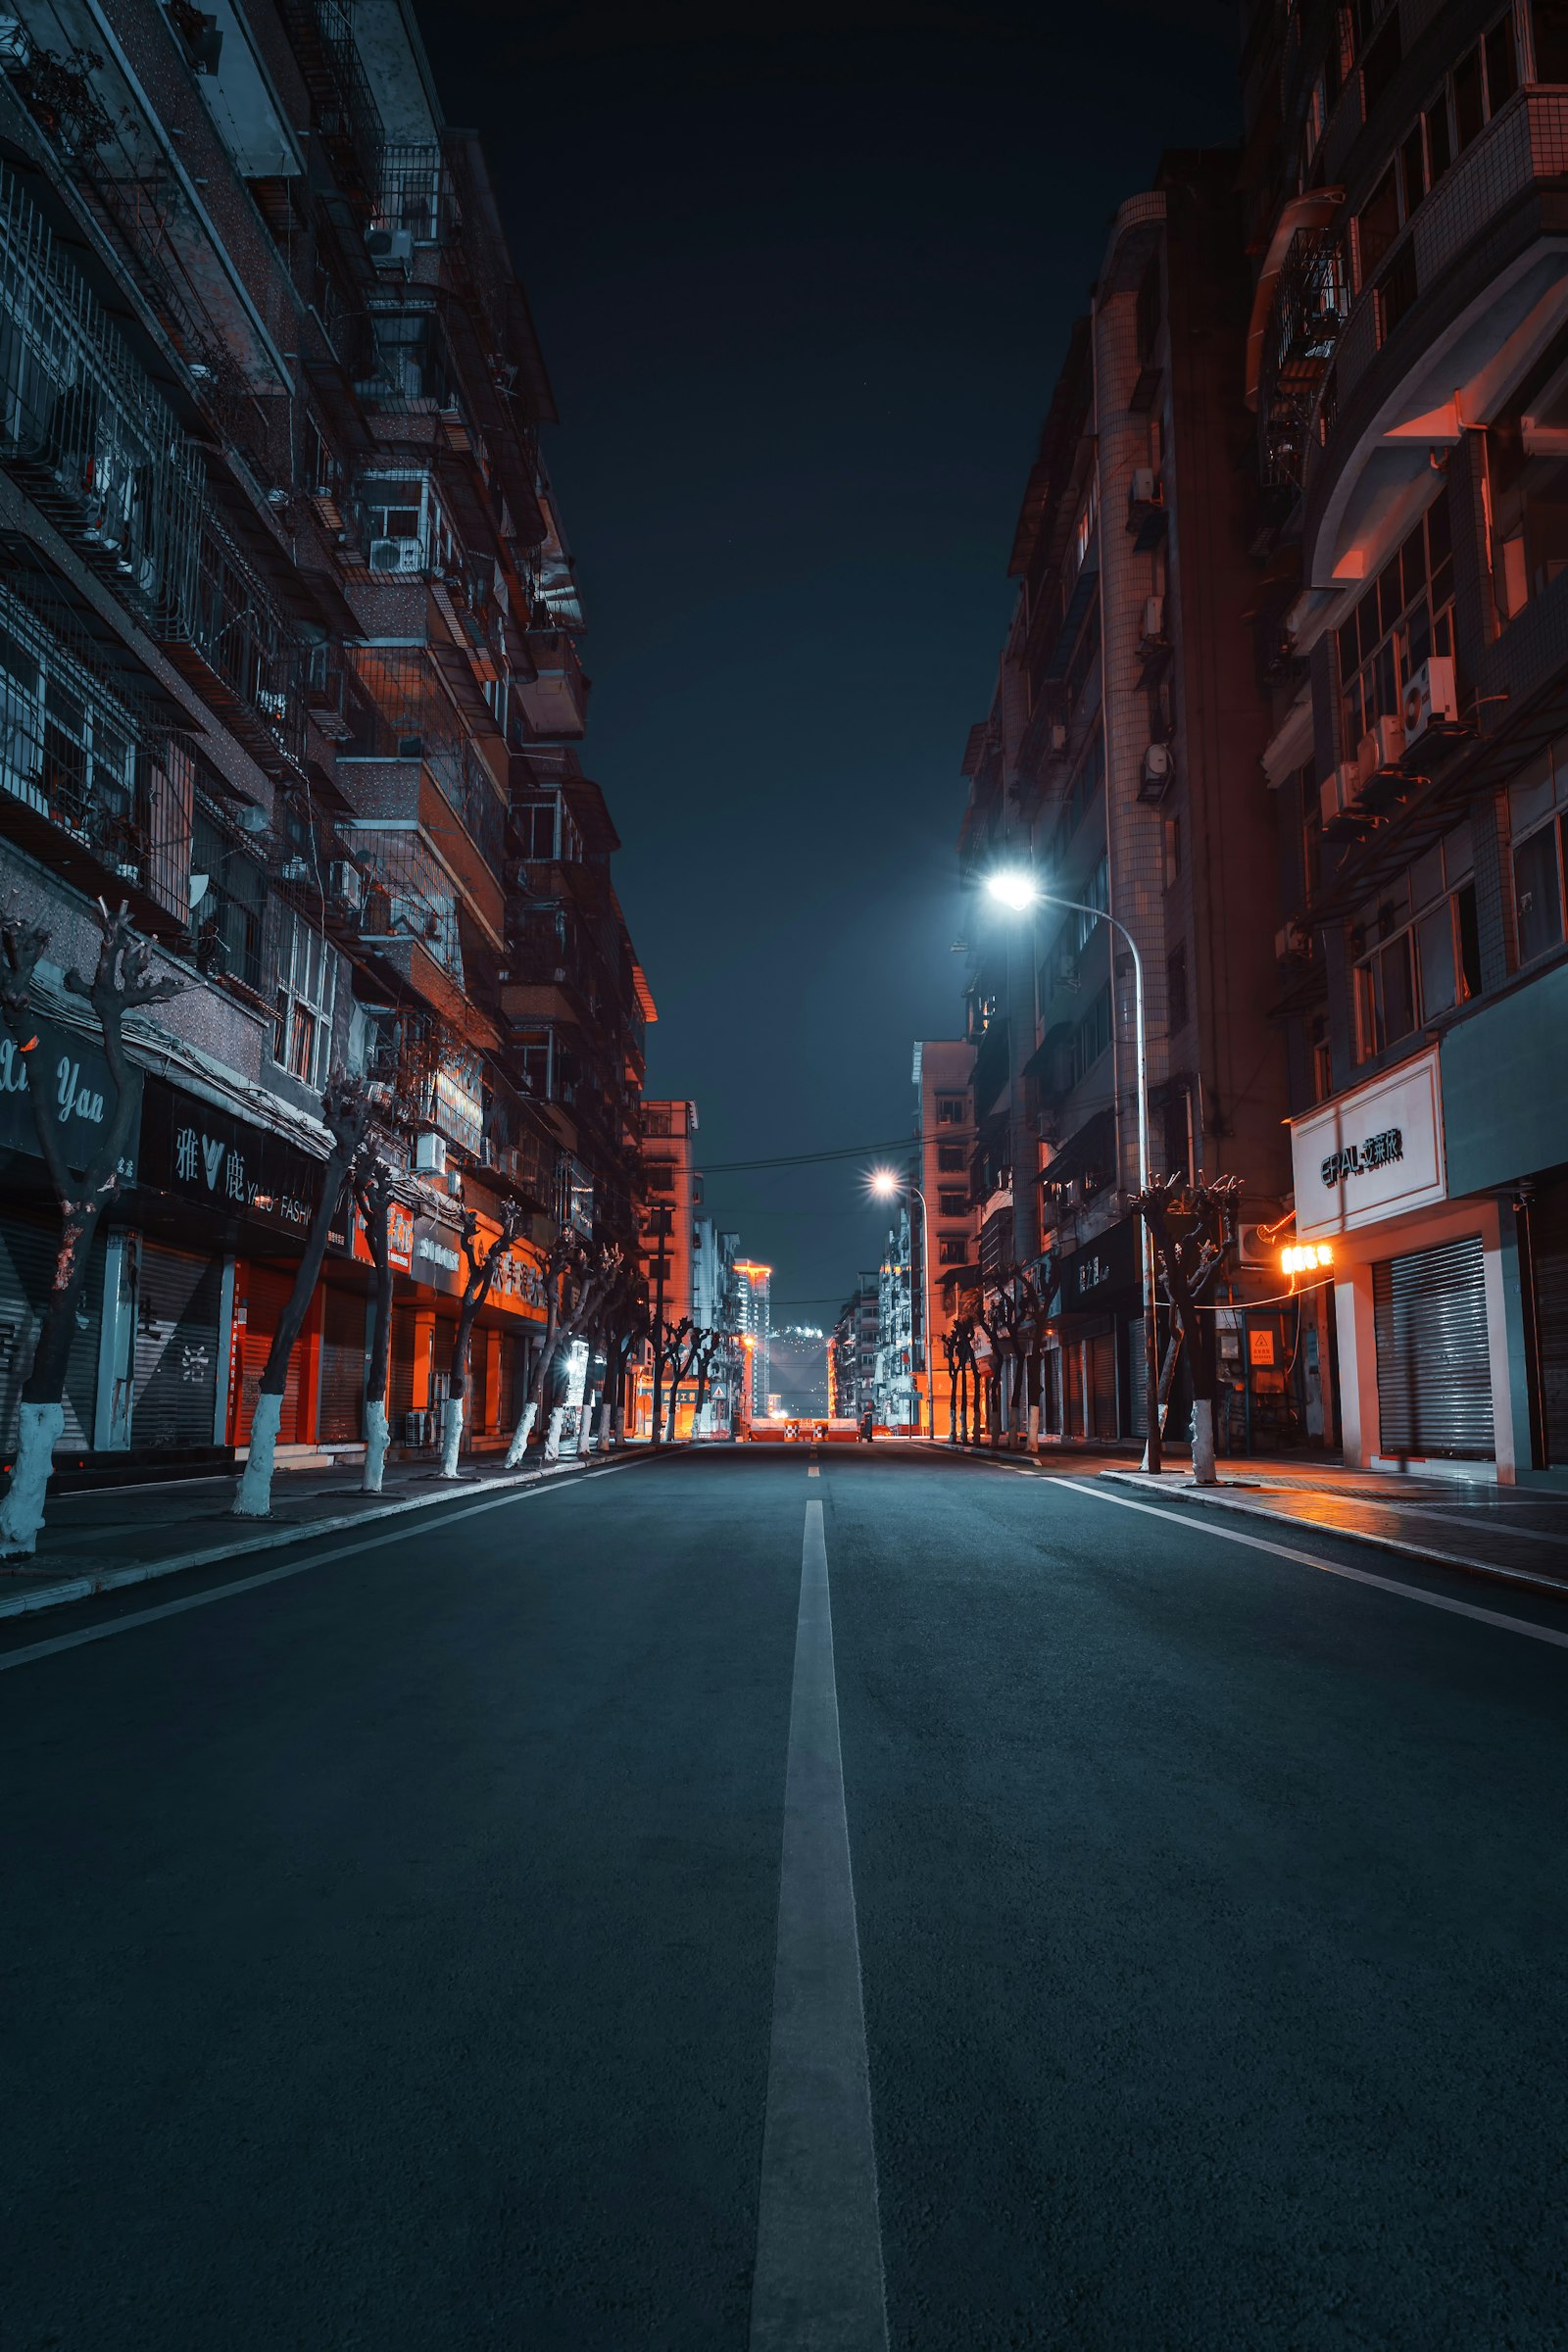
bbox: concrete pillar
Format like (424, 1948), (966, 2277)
(483, 1326), (503, 1435)
(1333, 1270), (1379, 1470)
(92, 1231), (137, 1452)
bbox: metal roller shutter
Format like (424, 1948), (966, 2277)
(1090, 1331), (1118, 1441)
(132, 1243), (221, 1450)
(231, 1261), (306, 1446)
(318, 1286), (366, 1443)
(1530, 1172), (1568, 1467)
(0, 1214), (104, 1456)
(1373, 1235), (1494, 1459)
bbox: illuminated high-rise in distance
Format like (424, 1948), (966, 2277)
(731, 1261), (772, 1418)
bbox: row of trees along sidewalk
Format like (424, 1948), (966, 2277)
(0, 901), (657, 1555)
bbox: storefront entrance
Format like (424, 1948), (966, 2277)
(1372, 1234), (1494, 1461)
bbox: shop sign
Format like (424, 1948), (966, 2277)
(1292, 1048), (1446, 1239)
(411, 1216), (465, 1297)
(406, 1212), (547, 1316)
(1056, 1215), (1142, 1315)
(140, 1084), (325, 1238)
(0, 1016), (138, 1180)
(348, 1199), (416, 1275)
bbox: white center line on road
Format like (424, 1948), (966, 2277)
(0, 1457), (650, 1675)
(808, 1465), (820, 1478)
(1057, 1478), (1568, 1649)
(751, 1499), (887, 2352)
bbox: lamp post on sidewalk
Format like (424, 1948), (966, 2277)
(869, 1168), (931, 1436)
(983, 869), (1161, 1476)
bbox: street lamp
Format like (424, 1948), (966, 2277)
(870, 1167), (930, 1438)
(982, 867), (1162, 1475)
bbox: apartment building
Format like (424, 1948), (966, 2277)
(1246, 0), (1568, 1479)
(910, 1038), (977, 1433)
(0, 0), (647, 1473)
(958, 151), (1292, 1448)
(731, 1258), (771, 1420)
(830, 1275), (878, 1424)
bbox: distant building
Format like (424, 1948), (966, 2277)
(770, 1327), (828, 1418)
(831, 1275), (879, 1421)
(912, 1040), (977, 1434)
(731, 1259), (772, 1419)
(875, 1211), (916, 1431)
(637, 1101), (698, 1435)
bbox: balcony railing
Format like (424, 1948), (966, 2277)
(1257, 225), (1348, 492)
(280, 0), (383, 208)
(373, 145), (460, 244)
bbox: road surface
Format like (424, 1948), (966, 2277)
(4, 1446), (1565, 2349)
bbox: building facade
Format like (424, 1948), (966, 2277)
(731, 1258), (771, 1420)
(911, 1039), (977, 1435)
(957, 150), (1295, 1449)
(0, 0), (648, 1477)
(874, 1209), (916, 1431)
(1247, 0), (1568, 1480)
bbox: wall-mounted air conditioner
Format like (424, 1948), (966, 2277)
(328, 860), (362, 911)
(1139, 742), (1174, 804)
(415, 1131), (447, 1176)
(368, 537), (424, 574)
(1141, 595), (1165, 644)
(1319, 761), (1362, 825)
(1400, 655), (1457, 746)
(1129, 467), (1162, 509)
(366, 225), (414, 268)
(1356, 712), (1405, 779)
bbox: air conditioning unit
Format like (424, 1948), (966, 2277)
(1236, 1222), (1278, 1268)
(366, 225), (415, 268)
(1274, 921), (1307, 960)
(415, 1131), (447, 1176)
(1049, 722), (1068, 755)
(368, 537), (423, 574)
(1139, 742), (1174, 804)
(1319, 761), (1363, 826)
(1129, 466), (1162, 509)
(279, 854), (311, 883)
(232, 801), (269, 835)
(328, 860), (362, 910)
(1357, 711), (1405, 780)
(1141, 595), (1165, 644)
(1400, 655), (1457, 746)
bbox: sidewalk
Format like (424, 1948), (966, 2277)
(0, 1446), (640, 1624)
(1094, 1461), (1568, 1597)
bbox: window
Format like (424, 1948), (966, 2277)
(1166, 943), (1189, 1034)
(1309, 1013), (1335, 1104)
(936, 1141), (965, 1171)
(938, 1235), (969, 1266)
(192, 808), (266, 992)
(936, 1096), (965, 1125)
(1356, 165), (1400, 286)
(1514, 817), (1567, 963)
(1337, 492), (1453, 756)
(1057, 725), (1104, 852)
(1351, 835), (1480, 1060)
(1163, 813), (1183, 889)
(937, 1189), (968, 1218)
(1486, 327), (1568, 624)
(1073, 986), (1112, 1083)
(1453, 45), (1484, 148)
(271, 913), (336, 1091)
(1360, 8), (1402, 112)
(1535, 0), (1568, 82)
(1075, 856), (1110, 951)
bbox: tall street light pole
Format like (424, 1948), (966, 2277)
(869, 1169), (931, 1436)
(984, 870), (1161, 1476)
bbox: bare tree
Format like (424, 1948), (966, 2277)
(439, 1201), (526, 1477)
(353, 1151), (399, 1494)
(690, 1328), (723, 1436)
(0, 901), (182, 1556)
(655, 1314), (700, 1444)
(504, 1224), (578, 1466)
(233, 1073), (371, 1518)
(1134, 1173), (1241, 1486)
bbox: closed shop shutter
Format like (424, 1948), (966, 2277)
(231, 1261), (306, 1446)
(1530, 1171), (1568, 1467)
(0, 1214), (104, 1456)
(1090, 1331), (1118, 1440)
(1373, 1235), (1494, 1459)
(132, 1243), (221, 1450)
(389, 1307), (416, 1422)
(318, 1286), (365, 1443)
(469, 1329), (489, 1435)
(1064, 1341), (1084, 1438)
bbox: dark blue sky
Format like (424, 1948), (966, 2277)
(418, 0), (1241, 1317)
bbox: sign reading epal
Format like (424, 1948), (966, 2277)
(1291, 1046), (1446, 1239)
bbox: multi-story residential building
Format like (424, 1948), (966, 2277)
(1246, 0), (1568, 1481)
(0, 0), (648, 1477)
(636, 1100), (697, 1326)
(874, 1210), (916, 1431)
(830, 1276), (879, 1424)
(690, 1215), (741, 1433)
(911, 1039), (977, 1432)
(958, 150), (1293, 1449)
(731, 1257), (771, 1420)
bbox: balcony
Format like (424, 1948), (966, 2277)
(1304, 89), (1568, 585)
(514, 630), (588, 739)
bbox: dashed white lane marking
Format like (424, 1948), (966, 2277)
(808, 1465), (820, 1478)
(0, 1458), (649, 1675)
(750, 1499), (887, 2351)
(1057, 1478), (1568, 1650)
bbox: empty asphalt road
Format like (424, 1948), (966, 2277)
(4, 1446), (1565, 2351)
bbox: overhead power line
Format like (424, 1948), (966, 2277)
(698, 1129), (976, 1175)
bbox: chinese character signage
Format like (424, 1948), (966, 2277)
(0, 1017), (138, 1181)
(139, 1083), (329, 1238)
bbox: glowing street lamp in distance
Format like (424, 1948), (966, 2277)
(868, 1168), (900, 1200)
(984, 869), (1041, 912)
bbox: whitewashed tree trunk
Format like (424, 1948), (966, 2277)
(363, 1399), (390, 1494)
(543, 1404), (565, 1461)
(574, 1405), (594, 1457)
(1027, 1401), (1041, 1452)
(504, 1400), (537, 1469)
(1191, 1396), (1217, 1486)
(0, 1398), (65, 1557)
(439, 1396), (466, 1479)
(596, 1402), (613, 1448)
(233, 1391), (283, 1519)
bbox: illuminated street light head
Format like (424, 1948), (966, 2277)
(868, 1168), (900, 1200)
(985, 868), (1039, 912)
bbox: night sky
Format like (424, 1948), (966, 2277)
(416, 0), (1241, 1322)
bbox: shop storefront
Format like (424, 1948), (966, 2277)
(1292, 1045), (1516, 1477)
(1052, 1218), (1142, 1443)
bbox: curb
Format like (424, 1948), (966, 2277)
(1094, 1470), (1568, 1602)
(0, 1448), (666, 1624)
